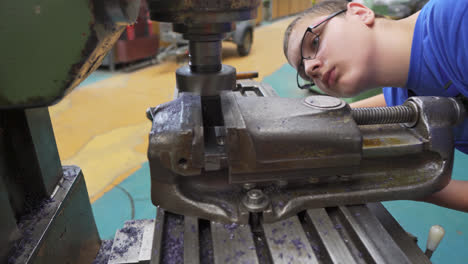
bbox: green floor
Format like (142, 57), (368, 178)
(91, 64), (468, 263)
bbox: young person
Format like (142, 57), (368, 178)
(283, 0), (468, 211)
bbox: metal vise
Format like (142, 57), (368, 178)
(146, 0), (466, 224)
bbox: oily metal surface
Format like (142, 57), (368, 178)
(148, 79), (462, 224)
(145, 204), (430, 264)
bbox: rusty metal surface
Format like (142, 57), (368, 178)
(148, 79), (464, 224)
(149, 0), (261, 23)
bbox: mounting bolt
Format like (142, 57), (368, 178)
(242, 189), (269, 212)
(216, 137), (225, 145)
(243, 183), (256, 190)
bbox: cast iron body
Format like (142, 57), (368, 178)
(148, 81), (465, 224)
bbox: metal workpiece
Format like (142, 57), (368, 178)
(0, 0), (140, 109)
(176, 65), (237, 96)
(148, 79), (464, 224)
(148, 0), (261, 24)
(110, 205), (429, 264)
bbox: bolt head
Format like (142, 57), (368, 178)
(243, 183), (256, 190)
(242, 189), (269, 212)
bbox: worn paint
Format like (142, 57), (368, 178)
(363, 137), (404, 147)
(0, 0), (94, 108)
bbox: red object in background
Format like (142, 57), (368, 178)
(106, 0), (159, 65)
(126, 25), (136, 40)
(121, 0), (150, 40)
(146, 11), (153, 35)
(114, 35), (159, 63)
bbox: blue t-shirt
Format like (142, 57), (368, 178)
(383, 0), (468, 153)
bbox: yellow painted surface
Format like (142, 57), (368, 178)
(49, 17), (296, 202)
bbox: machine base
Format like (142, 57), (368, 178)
(8, 166), (101, 264)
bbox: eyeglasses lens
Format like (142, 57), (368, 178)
(301, 31), (319, 60)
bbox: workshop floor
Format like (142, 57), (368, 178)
(50, 17), (468, 264)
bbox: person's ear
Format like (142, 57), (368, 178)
(346, 2), (375, 26)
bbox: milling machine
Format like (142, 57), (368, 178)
(139, 1), (462, 263)
(0, 0), (463, 263)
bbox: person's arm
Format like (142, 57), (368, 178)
(419, 180), (468, 212)
(350, 94), (387, 108)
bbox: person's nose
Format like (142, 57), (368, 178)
(304, 58), (322, 80)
